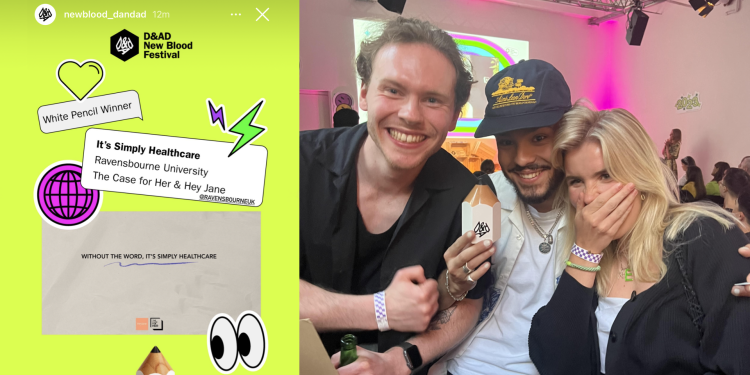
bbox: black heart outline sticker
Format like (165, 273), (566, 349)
(56, 59), (106, 102)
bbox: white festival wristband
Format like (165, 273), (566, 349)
(374, 291), (390, 331)
(571, 243), (603, 264)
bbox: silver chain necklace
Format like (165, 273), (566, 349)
(525, 205), (564, 254)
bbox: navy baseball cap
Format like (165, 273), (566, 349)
(475, 60), (572, 138)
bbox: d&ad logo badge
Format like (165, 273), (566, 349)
(35, 4), (56, 25)
(111, 29), (140, 61)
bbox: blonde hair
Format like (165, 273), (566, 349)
(552, 100), (735, 296)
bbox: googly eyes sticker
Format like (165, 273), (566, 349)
(209, 315), (239, 372)
(207, 311), (268, 373)
(236, 312), (267, 370)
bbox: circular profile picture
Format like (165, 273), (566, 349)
(34, 161), (102, 229)
(35, 4), (56, 25)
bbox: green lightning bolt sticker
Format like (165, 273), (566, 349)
(227, 99), (267, 157)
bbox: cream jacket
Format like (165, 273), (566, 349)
(429, 172), (569, 375)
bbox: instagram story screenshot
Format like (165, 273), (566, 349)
(2, 1), (298, 374)
(6, 0), (750, 375)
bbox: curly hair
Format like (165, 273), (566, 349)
(356, 17), (475, 113)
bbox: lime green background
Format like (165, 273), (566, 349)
(1, 1), (298, 373)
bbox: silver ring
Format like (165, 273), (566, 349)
(467, 274), (476, 284)
(463, 263), (471, 274)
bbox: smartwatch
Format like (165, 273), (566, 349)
(397, 342), (422, 371)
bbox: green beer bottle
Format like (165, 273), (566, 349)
(339, 334), (358, 367)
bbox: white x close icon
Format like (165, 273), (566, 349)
(256, 8), (269, 21)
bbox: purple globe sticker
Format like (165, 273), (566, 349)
(34, 161), (102, 229)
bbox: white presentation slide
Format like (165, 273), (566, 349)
(42, 211), (260, 335)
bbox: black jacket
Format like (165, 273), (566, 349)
(300, 124), (486, 356)
(529, 217), (750, 375)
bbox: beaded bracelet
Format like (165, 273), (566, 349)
(566, 260), (601, 272)
(445, 269), (468, 301)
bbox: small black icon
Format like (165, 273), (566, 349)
(39, 7), (52, 21)
(150, 317), (164, 331)
(474, 221), (490, 238)
(110, 29), (139, 62)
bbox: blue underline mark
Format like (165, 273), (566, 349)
(104, 261), (196, 267)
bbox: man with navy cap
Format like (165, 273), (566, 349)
(435, 59), (572, 375)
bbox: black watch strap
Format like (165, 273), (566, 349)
(397, 342), (422, 370)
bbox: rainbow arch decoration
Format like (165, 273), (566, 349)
(449, 33), (522, 137)
(452, 118), (484, 138)
(450, 33), (516, 69)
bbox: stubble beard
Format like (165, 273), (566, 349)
(502, 168), (565, 206)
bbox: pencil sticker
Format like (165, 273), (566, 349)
(136, 346), (174, 375)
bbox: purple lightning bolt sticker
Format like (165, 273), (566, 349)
(206, 98), (226, 131)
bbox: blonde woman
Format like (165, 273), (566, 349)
(528, 102), (750, 375)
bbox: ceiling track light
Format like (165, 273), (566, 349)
(689, 0), (716, 16)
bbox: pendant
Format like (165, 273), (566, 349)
(539, 242), (551, 254)
(619, 268), (634, 281)
(545, 235), (554, 245)
(624, 268), (634, 282)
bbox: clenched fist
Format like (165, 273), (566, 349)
(383, 265), (439, 332)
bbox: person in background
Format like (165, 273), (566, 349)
(722, 168), (750, 211)
(529, 102), (750, 375)
(740, 156), (750, 174)
(333, 107), (361, 128)
(661, 128), (681, 178)
(677, 156), (695, 187)
(706, 161), (730, 196)
(720, 168), (731, 198)
(732, 187), (750, 240)
(480, 159), (495, 175)
(681, 165), (706, 203)
(473, 171), (485, 177)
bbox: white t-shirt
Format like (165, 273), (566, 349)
(595, 296), (628, 374)
(448, 205), (563, 375)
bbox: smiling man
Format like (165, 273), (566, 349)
(300, 18), (493, 375)
(437, 60), (573, 375)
